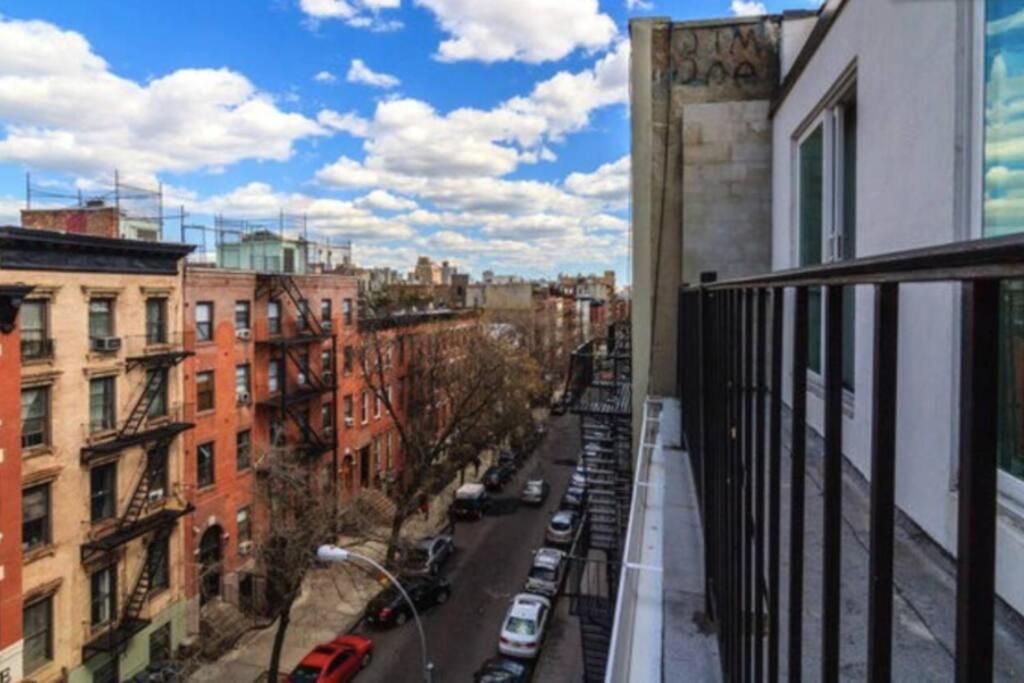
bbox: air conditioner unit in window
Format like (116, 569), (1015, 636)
(236, 328), (251, 341)
(238, 540), (254, 556)
(323, 426), (334, 439)
(321, 320), (333, 331)
(91, 336), (122, 352)
(344, 416), (354, 427)
(147, 489), (165, 503)
(237, 391), (251, 405)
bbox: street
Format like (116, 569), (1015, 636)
(354, 413), (581, 682)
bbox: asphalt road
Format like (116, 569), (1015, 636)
(354, 412), (580, 683)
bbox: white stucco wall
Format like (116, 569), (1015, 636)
(771, 0), (1024, 614)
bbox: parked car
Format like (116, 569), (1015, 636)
(483, 464), (514, 491)
(546, 511), (579, 545)
(287, 635), (373, 682)
(498, 593), (552, 659)
(524, 547), (566, 597)
(401, 535), (454, 576)
(451, 482), (490, 520)
(520, 479), (550, 505)
(364, 575), (452, 628)
(473, 657), (532, 682)
(571, 470), (589, 489)
(498, 449), (519, 470)
(561, 485), (586, 511)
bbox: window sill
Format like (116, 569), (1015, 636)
(196, 408), (216, 417)
(22, 544), (56, 565)
(22, 445), (54, 460)
(197, 483), (216, 493)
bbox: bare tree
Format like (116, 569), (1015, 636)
(251, 446), (339, 682)
(357, 313), (543, 562)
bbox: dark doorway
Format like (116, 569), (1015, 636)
(359, 447), (370, 488)
(199, 525), (223, 605)
(284, 248), (295, 273)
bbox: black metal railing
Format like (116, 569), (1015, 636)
(21, 337), (54, 360)
(677, 232), (1024, 683)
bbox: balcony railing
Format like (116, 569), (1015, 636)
(123, 331), (193, 367)
(675, 232), (1024, 682)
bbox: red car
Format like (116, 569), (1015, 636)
(287, 635), (374, 682)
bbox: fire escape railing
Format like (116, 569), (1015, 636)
(676, 232), (1024, 683)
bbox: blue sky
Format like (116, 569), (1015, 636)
(0, 0), (810, 283)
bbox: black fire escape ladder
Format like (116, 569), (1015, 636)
(118, 368), (165, 439)
(284, 404), (331, 458)
(261, 273), (326, 338)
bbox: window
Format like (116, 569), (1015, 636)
(197, 442), (215, 487)
(21, 299), (49, 359)
(344, 395), (353, 426)
(321, 298), (332, 323)
(22, 484), (50, 551)
(237, 506), (252, 543)
(234, 300), (251, 332)
(89, 298), (114, 339)
(361, 391), (369, 424)
(322, 349), (333, 376)
(270, 419), (285, 446)
(195, 302), (213, 342)
(23, 597), (52, 673)
(796, 94), (857, 386)
(90, 463), (117, 522)
(148, 447), (168, 495)
(146, 297), (167, 344)
(987, 2), (1024, 480)
(237, 430), (251, 471)
(89, 377), (116, 433)
(148, 535), (170, 592)
(90, 566), (116, 628)
(343, 298), (353, 325)
(236, 364), (251, 399)
(298, 351), (309, 386)
(343, 346), (353, 374)
(21, 386), (49, 448)
(269, 358), (283, 394)
(146, 368), (168, 418)
(322, 402), (334, 430)
(197, 371), (214, 411)
(268, 300), (281, 335)
(375, 393), (381, 419)
(149, 623), (172, 666)
(298, 299), (309, 331)
(386, 431), (393, 471)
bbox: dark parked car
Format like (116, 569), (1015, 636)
(364, 575), (452, 628)
(483, 464), (514, 491)
(498, 449), (518, 470)
(473, 657), (531, 682)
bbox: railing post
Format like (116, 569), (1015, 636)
(768, 288), (783, 683)
(754, 288), (767, 682)
(789, 286), (808, 682)
(955, 279), (999, 682)
(743, 289), (755, 683)
(822, 284), (844, 682)
(867, 282), (899, 681)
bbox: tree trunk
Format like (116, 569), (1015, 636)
(268, 598), (294, 682)
(386, 511), (406, 567)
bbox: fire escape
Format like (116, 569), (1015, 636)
(565, 322), (633, 683)
(255, 273), (338, 462)
(80, 336), (194, 662)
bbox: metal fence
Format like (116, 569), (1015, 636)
(676, 232), (1024, 682)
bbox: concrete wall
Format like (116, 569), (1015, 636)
(769, 0), (1024, 615)
(630, 15), (779, 442)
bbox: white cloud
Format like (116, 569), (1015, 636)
(317, 109), (372, 137)
(0, 18), (324, 180)
(314, 70), (337, 83)
(730, 1), (767, 16)
(987, 8), (1024, 36)
(299, 0), (403, 31)
(625, 0), (653, 9)
(353, 189), (418, 211)
(564, 154), (629, 206)
(346, 58), (400, 89)
(414, 0), (617, 64)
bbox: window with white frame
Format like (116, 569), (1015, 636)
(795, 84), (857, 390)
(984, 1), (1024, 482)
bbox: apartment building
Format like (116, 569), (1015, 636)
(0, 227), (194, 683)
(182, 266), (357, 626)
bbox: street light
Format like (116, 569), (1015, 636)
(317, 544), (435, 683)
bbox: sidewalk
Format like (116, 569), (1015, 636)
(189, 454), (497, 682)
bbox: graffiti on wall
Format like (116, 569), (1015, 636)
(669, 20), (779, 98)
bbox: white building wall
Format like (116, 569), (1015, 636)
(770, 0), (1024, 613)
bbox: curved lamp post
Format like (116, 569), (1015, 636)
(317, 544), (434, 683)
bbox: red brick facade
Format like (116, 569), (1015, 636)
(0, 296), (24, 680)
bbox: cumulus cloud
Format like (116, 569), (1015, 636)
(414, 0), (617, 64)
(346, 58), (400, 88)
(0, 18), (324, 180)
(564, 154), (629, 206)
(730, 0), (767, 16)
(626, 0), (653, 9)
(353, 189), (418, 211)
(314, 70), (337, 83)
(299, 0), (403, 31)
